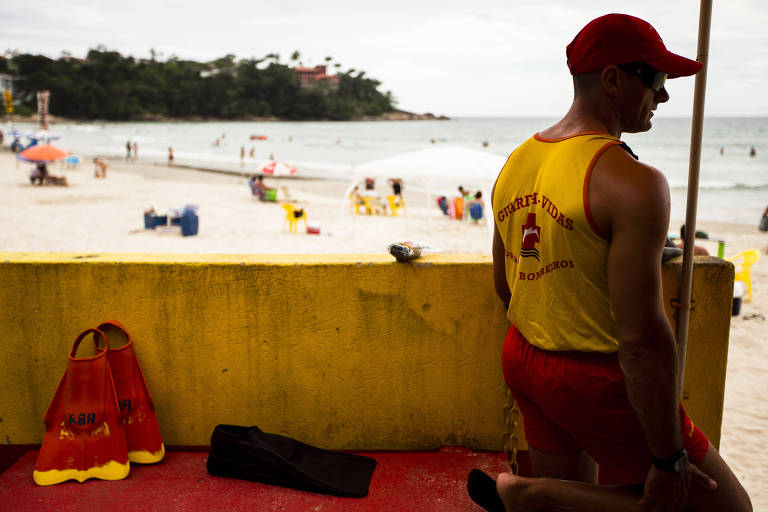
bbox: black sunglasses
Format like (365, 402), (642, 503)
(617, 62), (667, 92)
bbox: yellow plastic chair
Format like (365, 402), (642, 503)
(726, 249), (760, 302)
(281, 203), (307, 233)
(362, 196), (384, 215)
(386, 195), (405, 216)
(349, 194), (363, 214)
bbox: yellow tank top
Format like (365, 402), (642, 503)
(493, 132), (623, 353)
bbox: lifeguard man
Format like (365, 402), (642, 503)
(491, 13), (752, 512)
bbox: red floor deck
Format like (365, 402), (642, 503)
(0, 448), (509, 511)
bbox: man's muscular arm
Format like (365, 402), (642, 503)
(591, 147), (682, 459)
(591, 146), (703, 510)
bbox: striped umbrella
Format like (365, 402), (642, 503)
(259, 160), (297, 176)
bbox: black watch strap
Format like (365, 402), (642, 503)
(651, 448), (689, 473)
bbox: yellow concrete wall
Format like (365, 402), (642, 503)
(662, 256), (735, 448)
(0, 253), (732, 451)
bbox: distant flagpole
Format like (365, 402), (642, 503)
(677, 0), (713, 397)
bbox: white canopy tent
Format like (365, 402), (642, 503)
(353, 146), (506, 185)
(351, 146), (507, 230)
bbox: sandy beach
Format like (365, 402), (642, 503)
(1, 152), (766, 507)
(0, 153), (492, 255)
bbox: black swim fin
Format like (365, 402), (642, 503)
(207, 424), (377, 497)
(467, 469), (506, 512)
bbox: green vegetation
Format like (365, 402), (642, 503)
(0, 49), (396, 120)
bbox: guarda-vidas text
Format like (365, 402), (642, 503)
(496, 192), (574, 231)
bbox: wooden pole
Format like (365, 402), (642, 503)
(677, 0), (713, 397)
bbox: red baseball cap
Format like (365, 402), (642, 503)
(566, 13), (702, 78)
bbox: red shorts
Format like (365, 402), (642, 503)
(502, 325), (710, 484)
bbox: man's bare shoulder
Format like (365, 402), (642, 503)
(590, 145), (670, 236)
(593, 145), (669, 199)
(597, 144), (665, 179)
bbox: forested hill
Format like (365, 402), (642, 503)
(0, 50), (396, 121)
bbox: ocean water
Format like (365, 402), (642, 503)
(5, 117), (767, 225)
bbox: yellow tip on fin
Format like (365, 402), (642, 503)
(128, 443), (165, 464)
(33, 460), (130, 486)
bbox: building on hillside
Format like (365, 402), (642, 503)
(58, 55), (86, 64)
(200, 64), (238, 79)
(293, 65), (339, 90)
(0, 73), (13, 94)
(1, 73), (14, 114)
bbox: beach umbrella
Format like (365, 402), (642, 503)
(354, 146), (505, 233)
(353, 146), (504, 186)
(677, 0), (713, 396)
(353, 146), (505, 215)
(259, 160), (297, 176)
(17, 144), (70, 163)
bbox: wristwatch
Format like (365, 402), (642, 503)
(651, 449), (689, 473)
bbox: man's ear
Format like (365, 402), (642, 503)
(601, 65), (622, 96)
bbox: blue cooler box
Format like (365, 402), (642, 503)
(180, 210), (199, 236)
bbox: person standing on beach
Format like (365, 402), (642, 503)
(491, 14), (751, 512)
(133, 141), (138, 162)
(93, 158), (107, 178)
(126, 141), (132, 161)
(168, 147), (174, 167)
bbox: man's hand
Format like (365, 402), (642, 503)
(640, 464), (717, 511)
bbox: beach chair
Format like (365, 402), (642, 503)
(725, 249), (760, 302)
(469, 202), (483, 223)
(281, 203), (307, 233)
(453, 196), (464, 219)
(362, 196), (384, 215)
(349, 194), (364, 215)
(386, 195), (405, 216)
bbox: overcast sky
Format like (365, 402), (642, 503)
(3, 0), (766, 117)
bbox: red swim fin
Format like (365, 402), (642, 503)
(33, 329), (130, 485)
(97, 322), (165, 464)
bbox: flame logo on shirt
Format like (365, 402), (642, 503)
(521, 212), (541, 261)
